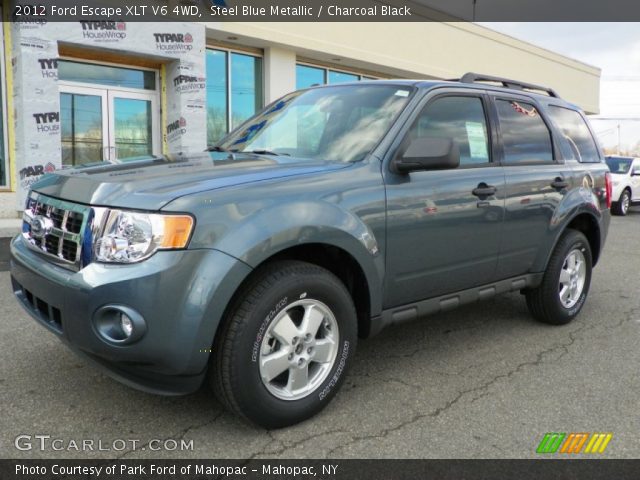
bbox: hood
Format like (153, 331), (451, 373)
(32, 153), (350, 210)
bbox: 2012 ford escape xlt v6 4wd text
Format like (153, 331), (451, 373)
(11, 74), (611, 428)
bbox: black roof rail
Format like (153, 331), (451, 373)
(459, 72), (560, 98)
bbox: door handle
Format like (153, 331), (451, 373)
(472, 184), (497, 197)
(551, 178), (569, 190)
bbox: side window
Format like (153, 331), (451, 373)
(409, 96), (490, 166)
(547, 106), (601, 163)
(496, 99), (554, 164)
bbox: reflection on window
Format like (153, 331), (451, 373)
(411, 96), (490, 166)
(231, 53), (263, 130)
(114, 98), (153, 160)
(496, 100), (553, 164)
(548, 106), (600, 163)
(206, 50), (228, 145)
(206, 49), (263, 145)
(58, 61), (155, 90)
(219, 85), (412, 163)
(60, 92), (104, 166)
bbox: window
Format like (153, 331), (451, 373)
(296, 65), (324, 90)
(408, 96), (490, 166)
(218, 84), (412, 163)
(207, 49), (263, 145)
(328, 70), (359, 84)
(496, 99), (553, 164)
(605, 156), (633, 174)
(547, 106), (600, 163)
(58, 61), (155, 90)
(296, 63), (379, 90)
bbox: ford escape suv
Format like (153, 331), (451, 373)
(10, 73), (611, 428)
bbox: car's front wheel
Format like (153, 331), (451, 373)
(210, 261), (357, 428)
(525, 229), (592, 325)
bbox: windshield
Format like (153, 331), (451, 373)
(217, 84), (413, 162)
(606, 157), (633, 174)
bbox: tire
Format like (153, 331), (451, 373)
(210, 260), (357, 428)
(612, 190), (630, 216)
(525, 229), (592, 325)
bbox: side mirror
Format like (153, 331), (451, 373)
(393, 137), (460, 173)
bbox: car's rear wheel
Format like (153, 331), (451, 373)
(612, 189), (630, 216)
(210, 261), (357, 428)
(525, 229), (592, 325)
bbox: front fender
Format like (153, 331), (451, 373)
(206, 201), (384, 316)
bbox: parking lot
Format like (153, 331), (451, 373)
(1, 213), (639, 459)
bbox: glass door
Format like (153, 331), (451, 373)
(59, 64), (160, 165)
(60, 85), (108, 166)
(108, 90), (159, 162)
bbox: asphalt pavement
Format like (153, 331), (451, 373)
(1, 213), (639, 459)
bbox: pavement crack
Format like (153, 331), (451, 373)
(325, 322), (593, 457)
(115, 410), (225, 459)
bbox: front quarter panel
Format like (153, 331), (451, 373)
(163, 160), (387, 317)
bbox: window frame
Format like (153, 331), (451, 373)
(490, 94), (560, 166)
(206, 47), (264, 142)
(393, 89), (497, 171)
(0, 18), (9, 190)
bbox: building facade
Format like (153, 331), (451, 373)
(0, 20), (601, 217)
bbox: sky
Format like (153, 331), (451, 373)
(481, 23), (640, 154)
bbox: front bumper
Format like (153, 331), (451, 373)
(10, 236), (251, 395)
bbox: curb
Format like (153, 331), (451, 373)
(0, 219), (21, 239)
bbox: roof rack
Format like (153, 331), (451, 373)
(459, 72), (560, 98)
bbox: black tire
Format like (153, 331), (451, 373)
(210, 260), (357, 428)
(525, 230), (592, 325)
(611, 190), (630, 216)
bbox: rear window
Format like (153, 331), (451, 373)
(548, 106), (601, 163)
(606, 157), (633, 174)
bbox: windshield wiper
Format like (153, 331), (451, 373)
(206, 146), (230, 152)
(245, 149), (290, 156)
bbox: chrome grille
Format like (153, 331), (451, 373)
(22, 193), (91, 270)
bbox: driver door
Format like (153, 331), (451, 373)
(383, 91), (506, 308)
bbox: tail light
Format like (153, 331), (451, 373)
(604, 172), (612, 209)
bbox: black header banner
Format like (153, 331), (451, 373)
(8, 0), (640, 22)
(2, 459), (640, 480)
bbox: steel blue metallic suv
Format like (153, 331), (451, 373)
(10, 73), (611, 427)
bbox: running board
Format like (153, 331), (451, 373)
(370, 273), (544, 336)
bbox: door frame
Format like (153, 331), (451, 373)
(58, 62), (161, 162)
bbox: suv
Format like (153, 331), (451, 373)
(605, 155), (640, 216)
(10, 73), (611, 428)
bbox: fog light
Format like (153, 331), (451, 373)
(93, 305), (146, 344)
(120, 313), (133, 338)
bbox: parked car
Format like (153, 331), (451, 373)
(10, 73), (611, 428)
(605, 155), (640, 215)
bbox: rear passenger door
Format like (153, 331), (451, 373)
(383, 90), (506, 308)
(491, 95), (570, 278)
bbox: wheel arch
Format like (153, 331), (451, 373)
(544, 211), (602, 270)
(216, 241), (381, 342)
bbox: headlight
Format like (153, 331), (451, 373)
(94, 210), (194, 263)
